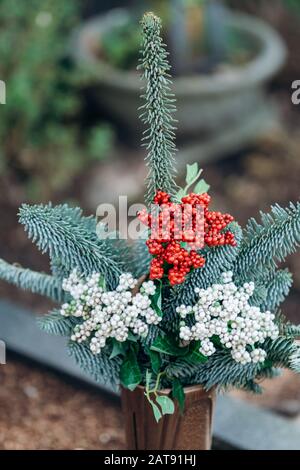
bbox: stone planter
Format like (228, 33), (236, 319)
(72, 8), (286, 146)
(121, 384), (216, 450)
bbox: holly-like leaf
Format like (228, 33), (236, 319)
(172, 378), (185, 414)
(127, 331), (138, 342)
(149, 350), (162, 374)
(194, 179), (210, 194)
(176, 188), (186, 201)
(120, 349), (142, 391)
(185, 341), (208, 364)
(186, 163), (200, 185)
(151, 280), (163, 317)
(156, 395), (175, 415)
(109, 339), (127, 359)
(150, 400), (162, 422)
(151, 335), (188, 356)
(211, 335), (223, 348)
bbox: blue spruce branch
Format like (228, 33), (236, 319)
(0, 258), (64, 302)
(290, 348), (300, 374)
(165, 350), (282, 392)
(139, 12), (178, 205)
(248, 268), (292, 310)
(37, 310), (78, 336)
(235, 202), (300, 279)
(283, 323), (300, 337)
(68, 341), (122, 388)
(263, 336), (298, 368)
(261, 268), (293, 311)
(165, 350), (261, 390)
(18, 203), (122, 289)
(129, 238), (151, 278)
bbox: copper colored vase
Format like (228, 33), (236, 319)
(121, 385), (215, 450)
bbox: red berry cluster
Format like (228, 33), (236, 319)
(138, 190), (236, 286)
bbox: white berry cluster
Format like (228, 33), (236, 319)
(61, 271), (161, 354)
(177, 271), (279, 365)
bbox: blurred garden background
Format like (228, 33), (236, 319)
(1, 0), (300, 449)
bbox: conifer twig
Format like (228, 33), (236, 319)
(139, 12), (178, 205)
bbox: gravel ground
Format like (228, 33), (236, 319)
(0, 355), (125, 450)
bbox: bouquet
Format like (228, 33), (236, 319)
(1, 13), (300, 432)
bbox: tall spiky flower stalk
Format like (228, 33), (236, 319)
(139, 12), (178, 205)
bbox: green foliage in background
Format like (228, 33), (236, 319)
(100, 0), (258, 74)
(0, 0), (113, 200)
(101, 17), (141, 70)
(286, 0), (300, 13)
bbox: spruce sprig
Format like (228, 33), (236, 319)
(139, 12), (178, 205)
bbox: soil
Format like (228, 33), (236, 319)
(0, 354), (125, 450)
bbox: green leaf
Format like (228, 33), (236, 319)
(156, 395), (175, 415)
(176, 188), (186, 201)
(150, 400), (162, 422)
(211, 335), (223, 348)
(99, 275), (106, 290)
(109, 339), (127, 359)
(151, 335), (188, 357)
(186, 163), (199, 185)
(149, 350), (162, 374)
(120, 349), (142, 391)
(194, 179), (210, 194)
(127, 331), (138, 342)
(172, 378), (185, 414)
(151, 280), (163, 317)
(185, 341), (208, 364)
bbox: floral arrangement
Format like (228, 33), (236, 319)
(1, 12), (300, 422)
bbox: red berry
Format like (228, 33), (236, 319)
(143, 190), (236, 285)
